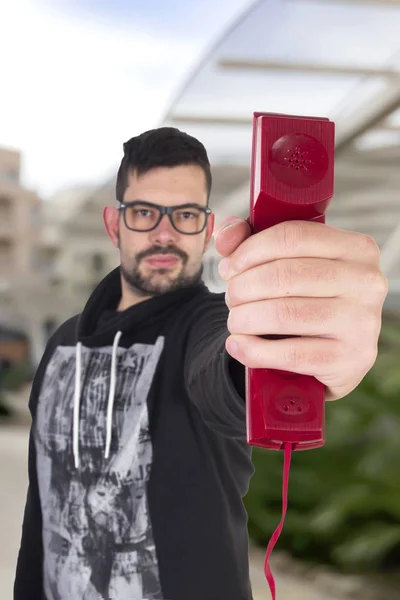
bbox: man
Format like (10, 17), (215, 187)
(14, 127), (387, 600)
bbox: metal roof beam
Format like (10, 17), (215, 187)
(297, 0), (400, 6)
(378, 122), (400, 131)
(218, 58), (400, 79)
(327, 213), (398, 231)
(168, 114), (400, 135)
(335, 81), (400, 153)
(169, 114), (252, 126)
(380, 221), (400, 278)
(335, 159), (400, 176)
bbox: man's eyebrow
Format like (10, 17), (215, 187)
(121, 199), (154, 204)
(122, 200), (205, 207)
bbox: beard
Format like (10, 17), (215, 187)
(120, 245), (203, 297)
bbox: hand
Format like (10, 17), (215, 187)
(214, 217), (388, 401)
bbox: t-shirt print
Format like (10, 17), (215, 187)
(35, 337), (165, 600)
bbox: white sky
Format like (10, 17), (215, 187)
(0, 0), (253, 199)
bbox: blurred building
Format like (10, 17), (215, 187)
(0, 150), (118, 366)
(40, 183), (118, 312)
(0, 147), (45, 365)
(0, 148), (41, 292)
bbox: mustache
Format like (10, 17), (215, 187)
(136, 246), (188, 263)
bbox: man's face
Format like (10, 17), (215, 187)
(114, 165), (214, 297)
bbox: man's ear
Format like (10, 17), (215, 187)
(103, 206), (120, 248)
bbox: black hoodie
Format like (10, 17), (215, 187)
(14, 266), (255, 600)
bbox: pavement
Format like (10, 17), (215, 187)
(0, 424), (28, 600)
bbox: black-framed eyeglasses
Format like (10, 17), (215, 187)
(117, 201), (212, 235)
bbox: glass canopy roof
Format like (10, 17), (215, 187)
(162, 0), (400, 293)
(164, 0), (400, 161)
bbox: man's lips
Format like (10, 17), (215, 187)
(145, 254), (180, 268)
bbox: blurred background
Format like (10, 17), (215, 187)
(1, 0), (400, 598)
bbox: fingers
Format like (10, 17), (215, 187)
(213, 217), (251, 258)
(225, 258), (383, 306)
(227, 297), (359, 338)
(226, 334), (342, 375)
(225, 333), (377, 401)
(218, 221), (381, 280)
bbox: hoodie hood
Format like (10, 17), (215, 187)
(72, 265), (206, 468)
(75, 265), (206, 343)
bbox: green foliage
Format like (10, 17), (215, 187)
(245, 313), (400, 574)
(1, 358), (33, 391)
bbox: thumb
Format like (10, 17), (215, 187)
(213, 216), (251, 258)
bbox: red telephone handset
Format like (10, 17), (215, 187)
(246, 112), (335, 598)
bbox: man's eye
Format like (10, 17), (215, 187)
(134, 209), (153, 217)
(178, 211), (196, 220)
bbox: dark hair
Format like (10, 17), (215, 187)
(116, 127), (212, 204)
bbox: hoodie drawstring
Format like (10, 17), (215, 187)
(104, 330), (123, 459)
(73, 330), (123, 469)
(73, 342), (83, 469)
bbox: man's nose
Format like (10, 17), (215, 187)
(149, 214), (179, 245)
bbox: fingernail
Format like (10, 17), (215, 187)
(226, 337), (238, 357)
(213, 217), (243, 239)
